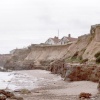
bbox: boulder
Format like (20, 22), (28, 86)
(0, 94), (6, 100)
(0, 90), (23, 100)
(79, 92), (92, 99)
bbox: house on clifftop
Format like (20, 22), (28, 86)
(59, 34), (77, 45)
(45, 36), (60, 45)
(45, 34), (77, 45)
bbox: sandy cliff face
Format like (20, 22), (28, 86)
(4, 48), (32, 70)
(25, 45), (70, 65)
(83, 25), (100, 61)
(4, 44), (71, 70)
(0, 54), (11, 66)
(3, 24), (100, 70)
(63, 24), (100, 62)
(65, 34), (92, 59)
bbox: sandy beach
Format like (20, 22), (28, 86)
(0, 70), (99, 100)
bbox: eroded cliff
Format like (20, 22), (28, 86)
(0, 54), (11, 66)
(3, 24), (100, 70)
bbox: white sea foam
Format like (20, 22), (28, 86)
(0, 70), (62, 90)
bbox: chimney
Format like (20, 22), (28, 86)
(54, 36), (58, 39)
(68, 34), (71, 38)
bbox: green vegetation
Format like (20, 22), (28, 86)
(81, 58), (88, 64)
(65, 56), (82, 63)
(95, 51), (100, 58)
(65, 51), (89, 64)
(71, 51), (78, 59)
(65, 51), (84, 63)
(79, 55), (83, 61)
(40, 60), (54, 66)
(96, 56), (100, 63)
(94, 51), (100, 63)
(81, 48), (86, 52)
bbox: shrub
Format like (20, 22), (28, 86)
(71, 51), (78, 59)
(96, 56), (100, 63)
(95, 51), (100, 58)
(73, 51), (78, 57)
(40, 60), (54, 66)
(81, 59), (88, 63)
(79, 56), (83, 60)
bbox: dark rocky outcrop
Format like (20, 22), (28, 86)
(0, 94), (6, 100)
(47, 59), (66, 77)
(0, 90), (23, 100)
(47, 59), (100, 83)
(79, 92), (92, 99)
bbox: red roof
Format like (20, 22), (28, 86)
(50, 37), (60, 44)
(66, 37), (77, 41)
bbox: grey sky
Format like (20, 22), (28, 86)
(0, 0), (100, 54)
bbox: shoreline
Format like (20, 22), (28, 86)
(0, 70), (99, 100)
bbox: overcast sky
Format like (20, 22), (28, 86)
(0, 0), (100, 54)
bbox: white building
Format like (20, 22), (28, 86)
(45, 36), (60, 45)
(45, 34), (77, 45)
(59, 34), (77, 45)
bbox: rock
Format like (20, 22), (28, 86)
(14, 89), (21, 93)
(47, 59), (100, 84)
(16, 97), (23, 100)
(0, 90), (6, 94)
(0, 90), (23, 100)
(4, 91), (15, 98)
(79, 92), (92, 99)
(0, 94), (6, 100)
(0, 89), (14, 98)
(19, 89), (31, 94)
(13, 96), (24, 100)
